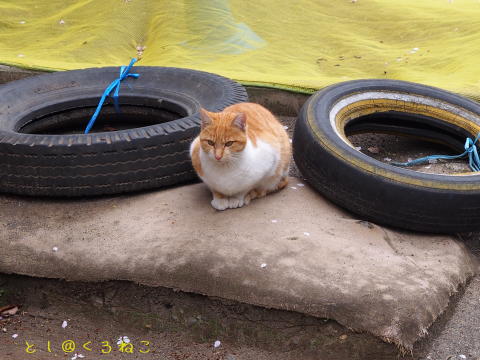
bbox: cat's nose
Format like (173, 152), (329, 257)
(214, 149), (223, 160)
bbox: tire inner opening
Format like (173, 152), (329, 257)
(344, 111), (474, 174)
(18, 96), (189, 135)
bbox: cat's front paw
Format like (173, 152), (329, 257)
(228, 197), (245, 209)
(211, 197), (230, 211)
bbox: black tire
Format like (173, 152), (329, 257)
(293, 79), (480, 233)
(0, 67), (247, 197)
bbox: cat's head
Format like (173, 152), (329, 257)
(198, 108), (247, 162)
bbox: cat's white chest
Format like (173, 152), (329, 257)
(199, 140), (279, 196)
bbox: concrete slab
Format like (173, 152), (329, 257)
(0, 178), (476, 350)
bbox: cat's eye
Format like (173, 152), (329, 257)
(207, 140), (215, 146)
(225, 141), (234, 147)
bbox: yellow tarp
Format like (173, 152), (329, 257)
(1, 0), (480, 98)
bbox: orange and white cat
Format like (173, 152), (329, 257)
(190, 102), (291, 210)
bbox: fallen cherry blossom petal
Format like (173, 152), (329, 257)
(117, 336), (130, 344)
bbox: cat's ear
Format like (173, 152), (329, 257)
(199, 108), (213, 129)
(232, 113), (247, 131)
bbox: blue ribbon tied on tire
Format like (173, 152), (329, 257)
(84, 58), (139, 134)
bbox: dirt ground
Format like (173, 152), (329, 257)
(1, 115), (478, 360)
(0, 274), (402, 360)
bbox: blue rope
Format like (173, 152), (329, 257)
(392, 133), (480, 172)
(84, 58), (140, 134)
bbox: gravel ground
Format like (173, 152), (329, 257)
(416, 276), (480, 360)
